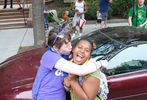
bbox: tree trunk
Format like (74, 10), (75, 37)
(32, 0), (45, 47)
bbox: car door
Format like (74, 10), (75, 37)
(106, 43), (147, 100)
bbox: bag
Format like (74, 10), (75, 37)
(97, 71), (109, 100)
(79, 18), (86, 28)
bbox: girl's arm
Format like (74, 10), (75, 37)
(128, 16), (132, 26)
(72, 2), (79, 12)
(70, 80), (89, 100)
(69, 76), (100, 100)
(82, 77), (100, 100)
(139, 18), (147, 27)
(54, 58), (104, 76)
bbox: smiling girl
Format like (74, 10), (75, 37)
(64, 39), (109, 100)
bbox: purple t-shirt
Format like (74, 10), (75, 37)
(34, 50), (66, 100)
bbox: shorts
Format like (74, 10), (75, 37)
(97, 18), (101, 23)
(100, 12), (108, 21)
(72, 14), (84, 28)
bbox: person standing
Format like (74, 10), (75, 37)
(43, 0), (49, 36)
(128, 0), (147, 28)
(99, 0), (112, 29)
(72, 0), (88, 37)
(3, 0), (13, 9)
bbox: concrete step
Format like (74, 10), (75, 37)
(0, 15), (28, 19)
(0, 8), (29, 12)
(0, 25), (27, 30)
(0, 18), (25, 23)
(0, 0), (32, 5)
(0, 12), (28, 16)
(0, 7), (30, 29)
(0, 20), (26, 25)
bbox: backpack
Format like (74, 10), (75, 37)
(97, 71), (109, 100)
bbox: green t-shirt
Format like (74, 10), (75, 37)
(128, 5), (147, 28)
(70, 69), (103, 100)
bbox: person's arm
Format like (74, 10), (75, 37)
(128, 7), (134, 26)
(69, 76), (100, 100)
(128, 16), (132, 26)
(139, 18), (147, 27)
(72, 2), (79, 12)
(109, 0), (113, 3)
(83, 2), (88, 14)
(82, 77), (100, 100)
(70, 80), (89, 100)
(44, 10), (49, 14)
(54, 58), (108, 76)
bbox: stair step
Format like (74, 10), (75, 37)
(0, 12), (28, 16)
(0, 0), (32, 5)
(0, 15), (28, 20)
(0, 8), (29, 13)
(0, 18), (25, 23)
(0, 1), (31, 29)
(0, 23), (26, 27)
(0, 26), (27, 30)
(0, 21), (26, 25)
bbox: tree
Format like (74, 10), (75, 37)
(32, 0), (45, 47)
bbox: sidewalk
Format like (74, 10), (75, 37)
(0, 21), (128, 63)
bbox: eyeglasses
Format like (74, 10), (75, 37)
(52, 23), (66, 46)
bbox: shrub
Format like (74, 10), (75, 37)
(110, 0), (147, 18)
(85, 6), (97, 20)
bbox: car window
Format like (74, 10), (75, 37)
(105, 44), (147, 76)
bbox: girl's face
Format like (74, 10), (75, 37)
(72, 40), (92, 65)
(58, 39), (72, 55)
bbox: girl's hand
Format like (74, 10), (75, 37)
(64, 77), (71, 88)
(77, 12), (83, 16)
(68, 74), (77, 80)
(75, 9), (79, 12)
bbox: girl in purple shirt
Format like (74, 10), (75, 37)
(32, 28), (108, 100)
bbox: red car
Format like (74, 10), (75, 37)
(0, 26), (147, 100)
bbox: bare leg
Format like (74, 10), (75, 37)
(100, 21), (105, 29)
(104, 20), (108, 28)
(80, 28), (82, 33)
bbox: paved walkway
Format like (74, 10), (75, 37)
(0, 22), (128, 63)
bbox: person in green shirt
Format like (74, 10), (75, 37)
(64, 39), (109, 100)
(128, 0), (147, 28)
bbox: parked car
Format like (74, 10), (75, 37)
(0, 26), (147, 100)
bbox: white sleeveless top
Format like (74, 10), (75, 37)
(74, 0), (84, 18)
(75, 1), (84, 13)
